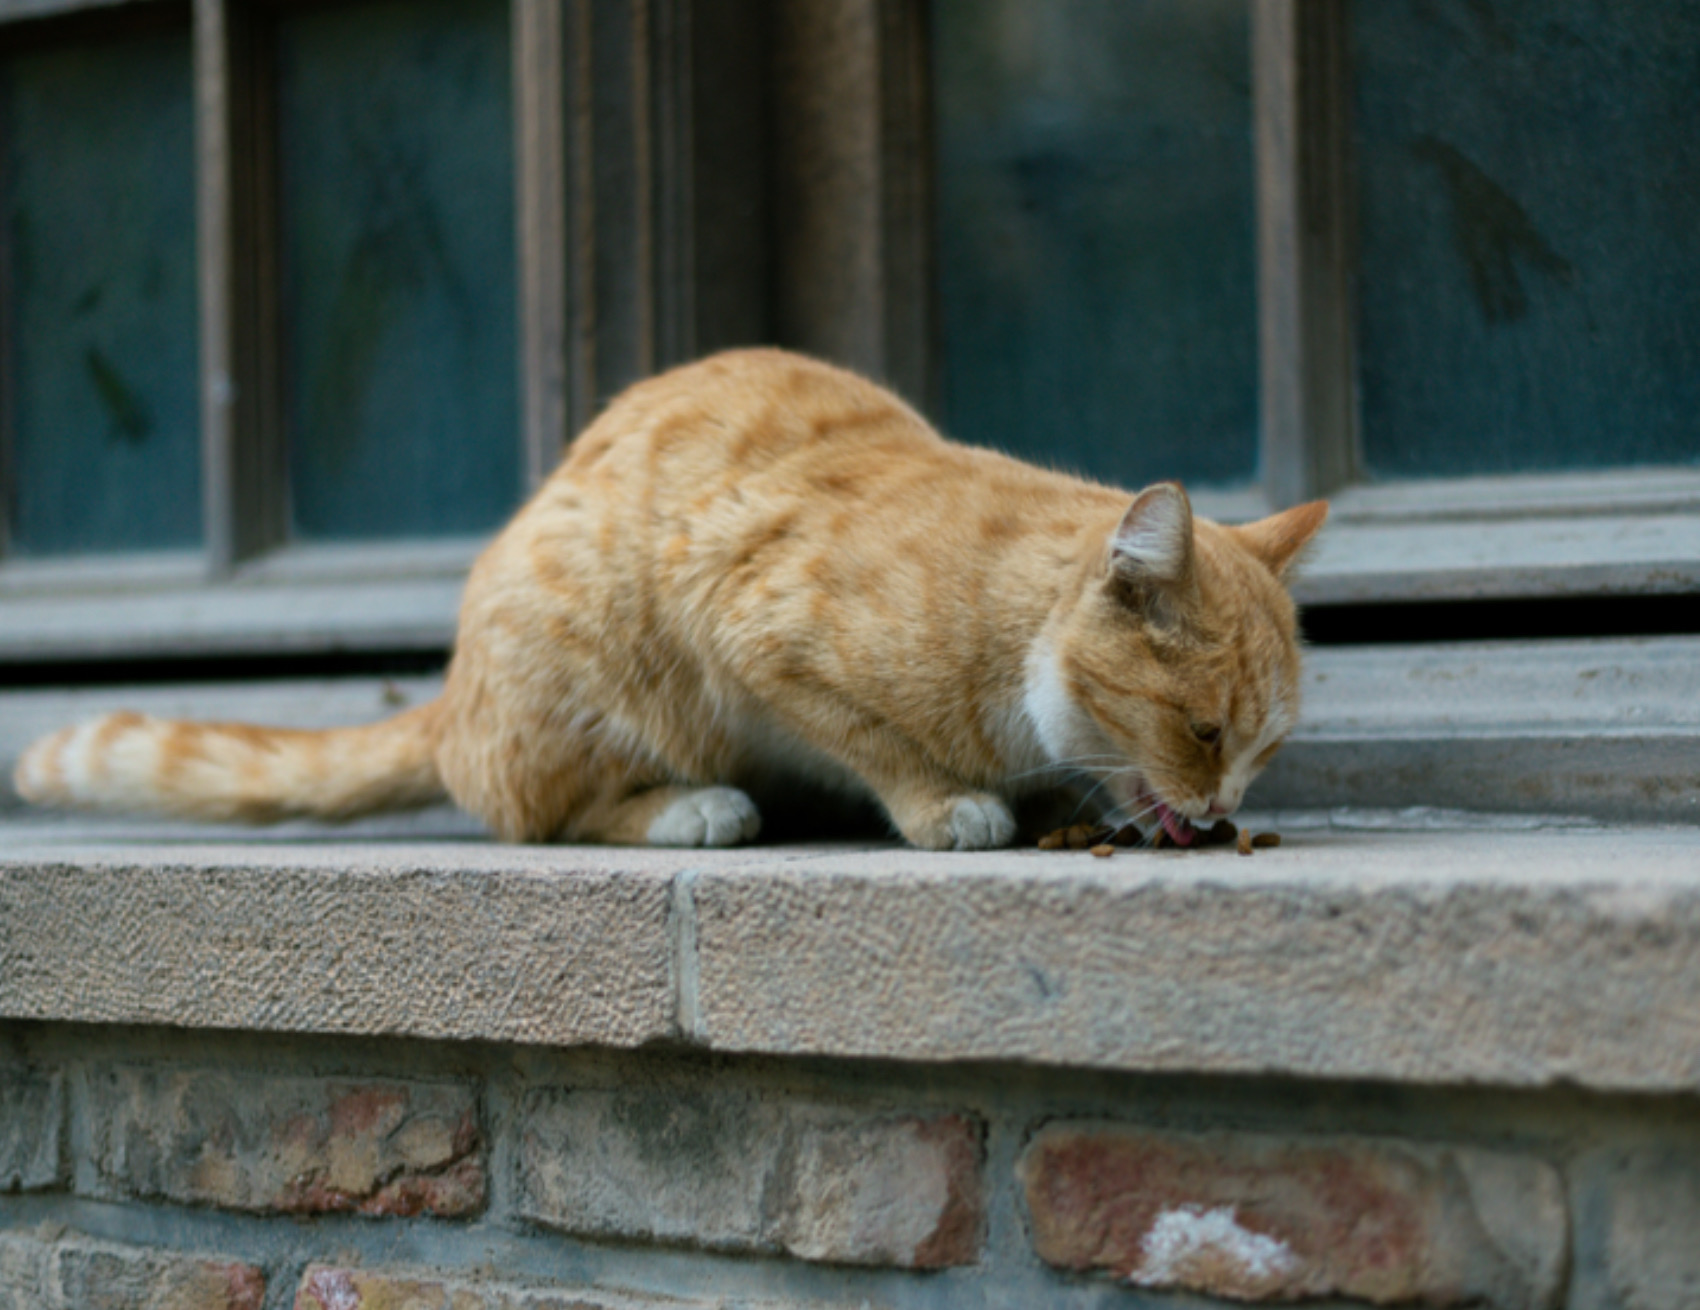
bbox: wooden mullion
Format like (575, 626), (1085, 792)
(514, 0), (574, 486)
(646, 0), (686, 372)
(591, 0), (654, 395)
(772, 0), (929, 402)
(513, 0), (768, 474)
(873, 0), (932, 408)
(1254, 0), (1358, 508)
(195, 0), (283, 572)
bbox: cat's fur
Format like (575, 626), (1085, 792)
(14, 349), (1327, 849)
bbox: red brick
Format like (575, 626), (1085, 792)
(774, 1112), (985, 1268)
(89, 1067), (485, 1218)
(1018, 1123), (1565, 1308)
(519, 1089), (985, 1269)
(1, 1230), (265, 1310)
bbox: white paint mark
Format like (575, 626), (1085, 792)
(1130, 1204), (1299, 1291)
(303, 1269), (361, 1310)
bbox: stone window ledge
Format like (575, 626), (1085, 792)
(2, 812), (1697, 1093)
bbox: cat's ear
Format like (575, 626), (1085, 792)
(1111, 483), (1194, 589)
(1234, 500), (1329, 578)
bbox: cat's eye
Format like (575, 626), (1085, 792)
(1190, 722), (1222, 747)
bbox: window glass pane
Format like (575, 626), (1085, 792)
(932, 0), (1257, 490)
(1355, 2), (1700, 479)
(3, 30), (200, 556)
(277, 0), (519, 541)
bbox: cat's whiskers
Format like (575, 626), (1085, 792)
(1002, 753), (1131, 786)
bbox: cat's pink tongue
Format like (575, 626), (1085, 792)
(1156, 802), (1195, 848)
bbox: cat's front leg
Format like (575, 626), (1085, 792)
(880, 784), (1018, 851)
(569, 784), (762, 847)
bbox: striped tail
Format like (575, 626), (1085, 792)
(12, 702), (446, 823)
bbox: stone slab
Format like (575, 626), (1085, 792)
(4, 820), (1700, 1089)
(0, 842), (684, 1048)
(689, 822), (1700, 1090)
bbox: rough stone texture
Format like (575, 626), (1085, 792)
(519, 1088), (983, 1267)
(773, 1111), (984, 1268)
(1573, 1145), (1700, 1310)
(1018, 1123), (1567, 1308)
(0, 1059), (62, 1190)
(7, 825), (1700, 1090)
(0, 844), (677, 1048)
(295, 1266), (711, 1309)
(688, 826), (1700, 1090)
(86, 1067), (485, 1217)
(0, 1229), (264, 1309)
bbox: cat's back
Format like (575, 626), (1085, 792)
(556, 348), (938, 496)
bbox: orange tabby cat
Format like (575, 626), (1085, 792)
(14, 349), (1326, 849)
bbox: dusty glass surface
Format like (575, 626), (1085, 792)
(277, 0), (520, 541)
(3, 32), (200, 556)
(932, 0), (1257, 491)
(1355, 1), (1700, 478)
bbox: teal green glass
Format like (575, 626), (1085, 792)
(1355, 2), (1700, 478)
(277, 0), (520, 541)
(3, 32), (200, 556)
(932, 0), (1258, 491)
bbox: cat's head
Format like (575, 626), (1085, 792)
(1039, 484), (1328, 846)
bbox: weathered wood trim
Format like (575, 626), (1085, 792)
(872, 0), (932, 407)
(195, 0), (283, 572)
(1327, 467), (1700, 524)
(1292, 512), (1700, 605)
(515, 0), (769, 467)
(773, 0), (931, 404)
(1253, 0), (1357, 509)
(673, 0), (769, 365)
(0, 572), (464, 661)
(514, 0), (572, 487)
(592, 0), (655, 395)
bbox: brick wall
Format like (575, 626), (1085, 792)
(2, 1025), (1698, 1309)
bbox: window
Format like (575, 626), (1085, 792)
(0, 0), (767, 662)
(929, 0), (1700, 605)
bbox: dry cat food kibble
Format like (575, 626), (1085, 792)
(1038, 817), (1256, 853)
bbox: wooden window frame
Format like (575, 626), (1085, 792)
(0, 0), (768, 662)
(1251, 0), (1700, 607)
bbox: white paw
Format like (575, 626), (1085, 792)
(948, 795), (1017, 851)
(646, 787), (762, 848)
